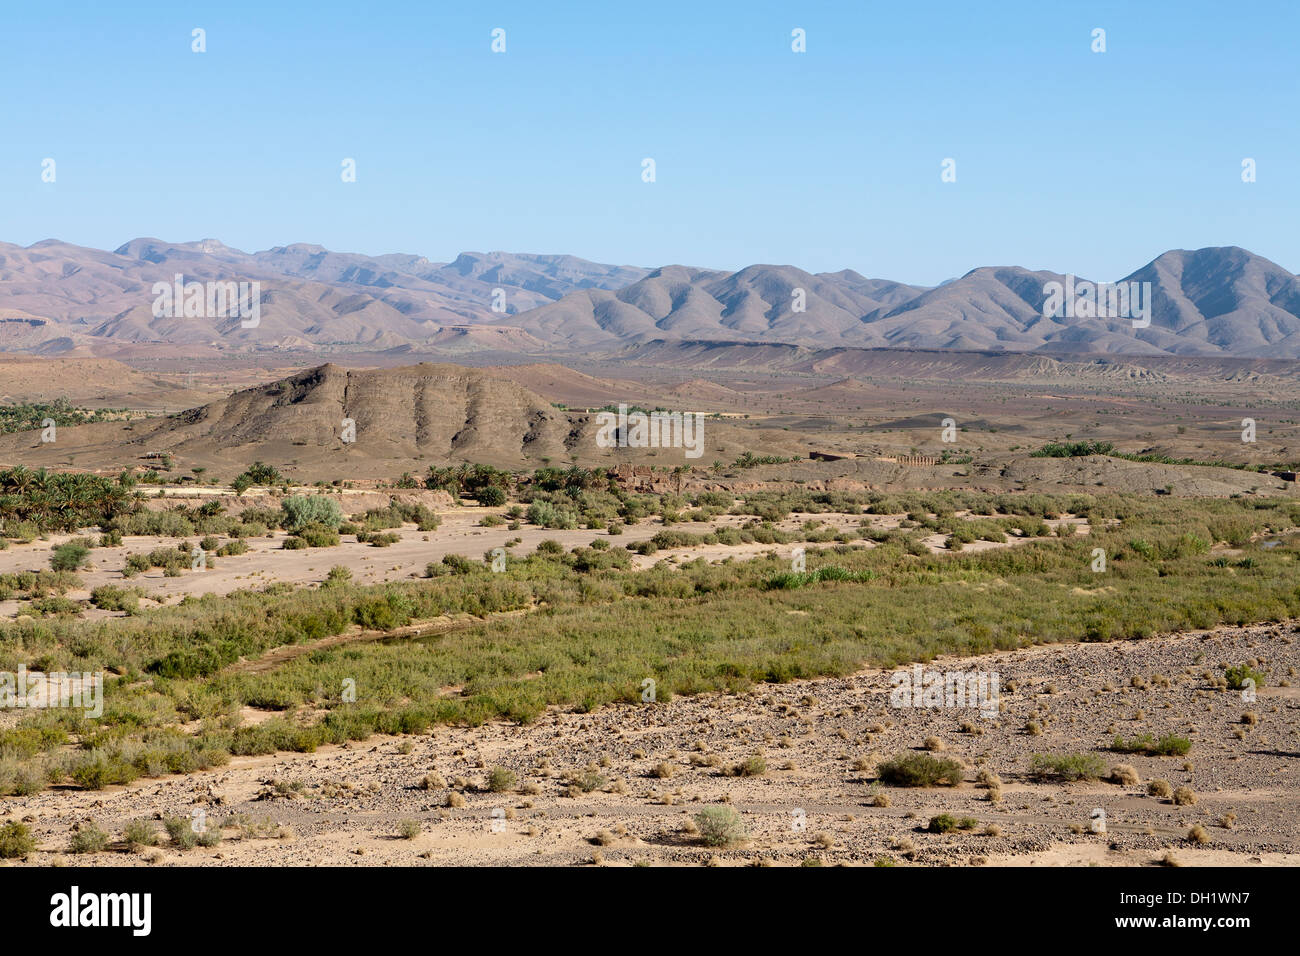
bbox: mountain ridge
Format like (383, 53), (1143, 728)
(1, 240), (1297, 358)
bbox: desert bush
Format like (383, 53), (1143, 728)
(122, 819), (158, 849)
(439, 553), (478, 575)
(1224, 663), (1266, 690)
(397, 820), (421, 840)
(1108, 764), (1140, 785)
(163, 816), (198, 849)
(299, 525), (341, 548)
(238, 462), (282, 486)
(68, 822), (110, 854)
(323, 566), (352, 586)
(487, 767), (517, 792)
(732, 753), (767, 777)
(694, 806), (746, 847)
(876, 753), (963, 787)
(927, 814), (977, 833)
(567, 770), (606, 793)
(24, 595), (82, 617)
(1111, 734), (1192, 756)
(281, 495), (343, 533)
(0, 821), (36, 858)
(1028, 752), (1106, 782)
(477, 486), (507, 507)
(1147, 779), (1173, 798)
(124, 546), (187, 576)
(527, 500), (578, 530)
(71, 753), (139, 790)
(90, 584), (139, 612)
(763, 566), (874, 589)
(50, 540), (90, 571)
(109, 509), (194, 537)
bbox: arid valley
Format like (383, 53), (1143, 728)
(0, 336), (1297, 870)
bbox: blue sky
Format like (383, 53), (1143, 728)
(3, 1), (1296, 284)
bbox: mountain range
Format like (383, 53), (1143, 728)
(1, 239), (1298, 358)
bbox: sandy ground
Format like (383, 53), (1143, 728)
(4, 621), (1295, 867)
(0, 510), (1087, 614)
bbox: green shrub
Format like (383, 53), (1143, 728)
(124, 546), (186, 575)
(1224, 664), (1266, 690)
(68, 822), (110, 854)
(240, 461), (282, 485)
(281, 495), (343, 532)
(1028, 752), (1107, 781)
(352, 592), (414, 630)
(487, 767), (517, 792)
(299, 525), (341, 548)
(694, 806), (746, 847)
(764, 566), (874, 589)
(928, 813), (958, 833)
(164, 816), (198, 850)
(1032, 441), (1116, 458)
(122, 819), (158, 849)
(397, 820), (421, 840)
(477, 486), (507, 507)
(24, 596), (82, 617)
(323, 566), (352, 586)
(733, 753), (767, 777)
(90, 584), (138, 612)
(876, 753), (964, 787)
(569, 770), (606, 793)
(1111, 734), (1192, 757)
(0, 820), (36, 858)
(110, 510), (194, 537)
(50, 540), (90, 571)
(527, 500), (578, 530)
(928, 813), (978, 832)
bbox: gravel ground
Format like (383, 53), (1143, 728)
(4, 621), (1297, 867)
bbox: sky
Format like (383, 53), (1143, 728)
(2, 0), (1296, 285)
